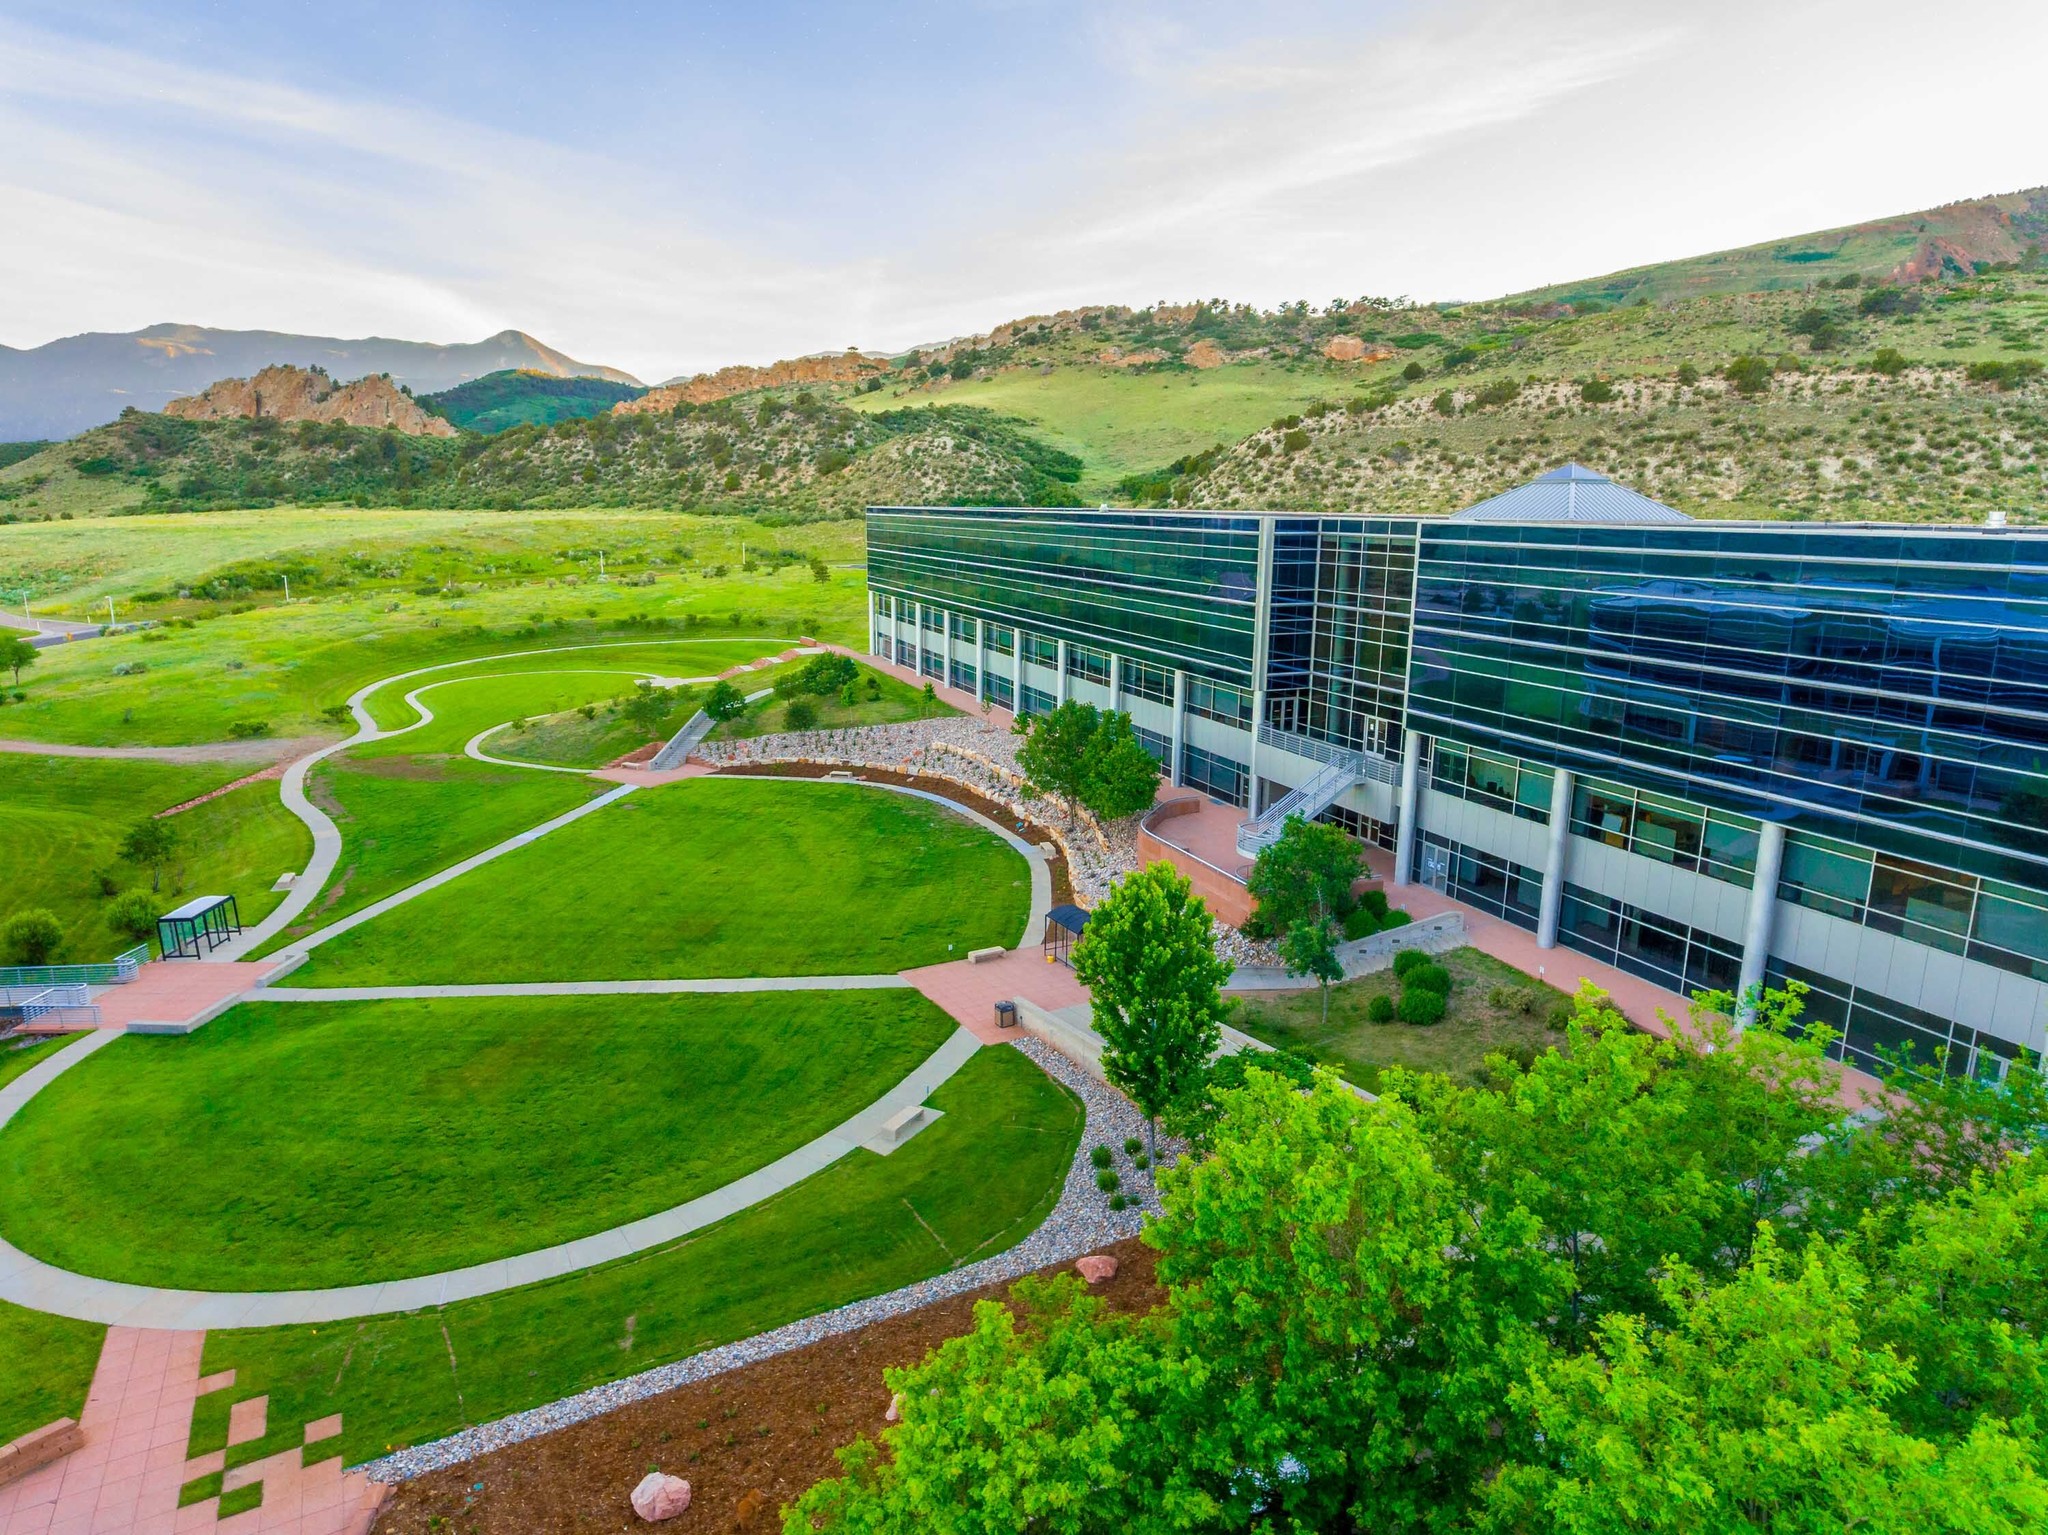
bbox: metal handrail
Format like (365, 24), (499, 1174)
(1256, 724), (1400, 787)
(1236, 756), (1355, 856)
(0, 944), (146, 989)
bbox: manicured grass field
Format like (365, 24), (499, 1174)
(0, 1035), (84, 1092)
(293, 778), (1031, 985)
(185, 1044), (1078, 1471)
(0, 1298), (103, 1447)
(0, 754), (311, 963)
(0, 991), (957, 1290)
(250, 758), (600, 953)
(1231, 946), (1572, 1093)
(709, 661), (945, 741)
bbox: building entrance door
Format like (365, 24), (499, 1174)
(1421, 843), (1451, 893)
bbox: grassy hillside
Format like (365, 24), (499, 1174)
(1512, 186), (2048, 308)
(0, 398), (1080, 523)
(420, 370), (647, 433)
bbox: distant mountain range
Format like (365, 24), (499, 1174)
(0, 324), (640, 441)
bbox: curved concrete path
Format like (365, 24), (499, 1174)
(213, 638), (795, 959)
(256, 975), (914, 1000)
(0, 1024), (980, 1327)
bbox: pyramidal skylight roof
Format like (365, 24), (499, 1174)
(1447, 463), (1693, 524)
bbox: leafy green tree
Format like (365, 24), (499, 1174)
(784, 698), (818, 731)
(703, 679), (746, 721)
(788, 1278), (1179, 1535)
(1, 908), (64, 966)
(1013, 699), (1100, 819)
(1278, 915), (1342, 1022)
(1070, 862), (1231, 1155)
(1390, 982), (1837, 1343)
(1079, 712), (1160, 821)
(1873, 346), (1912, 376)
(1, 635), (35, 687)
(119, 816), (179, 893)
(1165, 1045), (1316, 1152)
(1246, 813), (1361, 935)
(1148, 1070), (1557, 1532)
(1484, 1230), (2048, 1534)
(621, 682), (677, 735)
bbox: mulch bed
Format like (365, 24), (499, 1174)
(712, 761), (1077, 907)
(372, 1239), (1157, 1535)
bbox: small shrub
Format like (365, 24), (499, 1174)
(106, 890), (160, 942)
(1095, 1168), (1120, 1193)
(91, 866), (123, 898)
(1366, 993), (1397, 1025)
(1474, 379), (1520, 408)
(1359, 890), (1389, 922)
(1432, 389), (1457, 416)
(1133, 1154), (1149, 1170)
(1342, 905), (1379, 941)
(1725, 355), (1774, 396)
(1122, 1136), (1142, 1156)
(111, 660), (148, 677)
(1281, 429), (1309, 454)
(1870, 347), (1910, 377)
(1108, 1193), (1128, 1211)
(783, 699), (818, 731)
(1579, 379), (1617, 403)
(1090, 1145), (1113, 1169)
(1676, 363), (1701, 386)
(1407, 963), (1453, 997)
(1, 908), (64, 966)
(226, 719), (272, 739)
(1401, 360), (1426, 381)
(1398, 987), (1447, 1027)
(1392, 948), (1431, 979)
(1381, 909), (1412, 930)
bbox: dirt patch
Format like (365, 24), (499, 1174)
(157, 759), (291, 817)
(711, 761), (1075, 905)
(0, 734), (332, 764)
(373, 1240), (1157, 1535)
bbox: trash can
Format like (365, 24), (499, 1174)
(994, 999), (1019, 1030)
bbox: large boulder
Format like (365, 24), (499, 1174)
(1074, 1254), (1119, 1284)
(630, 1473), (692, 1522)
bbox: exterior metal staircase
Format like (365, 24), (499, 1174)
(1233, 728), (1399, 858)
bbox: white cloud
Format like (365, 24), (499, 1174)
(0, 0), (2043, 382)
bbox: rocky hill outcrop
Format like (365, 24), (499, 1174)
(165, 366), (457, 437)
(623, 352), (891, 412)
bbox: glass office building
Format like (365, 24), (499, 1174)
(867, 480), (2048, 1077)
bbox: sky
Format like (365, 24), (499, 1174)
(1, 0), (2045, 383)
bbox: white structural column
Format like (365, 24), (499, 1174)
(1392, 730), (1424, 887)
(1536, 767), (1577, 949)
(1736, 821), (1789, 1025)
(910, 600), (922, 673)
(1247, 517), (1277, 815)
(942, 607), (954, 681)
(974, 617), (986, 703)
(1170, 668), (1188, 787)
(1012, 627), (1024, 710)
(1056, 639), (1070, 705)
(1109, 651), (1123, 712)
(866, 590), (877, 656)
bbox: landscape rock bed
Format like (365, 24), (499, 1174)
(359, 1041), (1153, 1487)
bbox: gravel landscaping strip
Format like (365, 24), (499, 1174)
(358, 1039), (1159, 1484)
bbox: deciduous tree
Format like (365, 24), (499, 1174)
(1070, 861), (1231, 1155)
(1, 635), (35, 687)
(119, 816), (179, 894)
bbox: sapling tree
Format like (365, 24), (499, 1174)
(119, 816), (179, 893)
(1279, 914), (1343, 1022)
(2, 635), (37, 687)
(1070, 861), (1232, 1156)
(1247, 812), (1362, 936)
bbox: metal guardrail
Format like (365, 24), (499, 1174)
(1256, 724), (1400, 786)
(17, 986), (101, 1027)
(0, 944), (147, 989)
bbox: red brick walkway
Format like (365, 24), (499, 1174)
(0, 1330), (385, 1535)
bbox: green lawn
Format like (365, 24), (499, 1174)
(251, 758), (599, 954)
(0, 991), (957, 1290)
(0, 507), (864, 748)
(0, 1298), (103, 1447)
(292, 777), (1031, 985)
(185, 1044), (1078, 1470)
(0, 1035), (85, 1092)
(0, 755), (312, 963)
(1231, 947), (1573, 1093)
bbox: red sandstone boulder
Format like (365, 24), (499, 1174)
(631, 1472), (692, 1522)
(1075, 1255), (1119, 1284)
